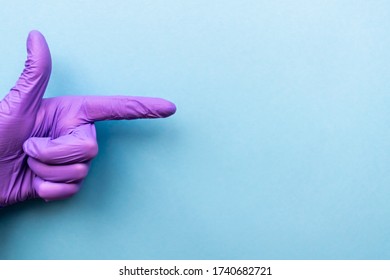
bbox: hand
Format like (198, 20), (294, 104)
(0, 31), (176, 207)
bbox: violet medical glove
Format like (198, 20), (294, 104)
(0, 31), (176, 207)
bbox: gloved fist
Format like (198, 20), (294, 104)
(0, 31), (176, 207)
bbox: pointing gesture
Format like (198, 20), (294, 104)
(0, 31), (176, 207)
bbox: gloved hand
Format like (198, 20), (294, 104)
(0, 31), (176, 207)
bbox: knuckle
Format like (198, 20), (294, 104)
(65, 184), (80, 197)
(81, 139), (98, 159)
(34, 179), (80, 201)
(73, 163), (89, 180)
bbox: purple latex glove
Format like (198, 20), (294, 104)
(0, 31), (176, 207)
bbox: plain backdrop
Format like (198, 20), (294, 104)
(1, 0), (390, 259)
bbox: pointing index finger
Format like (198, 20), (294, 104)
(81, 96), (176, 122)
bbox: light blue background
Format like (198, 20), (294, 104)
(1, 0), (390, 259)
